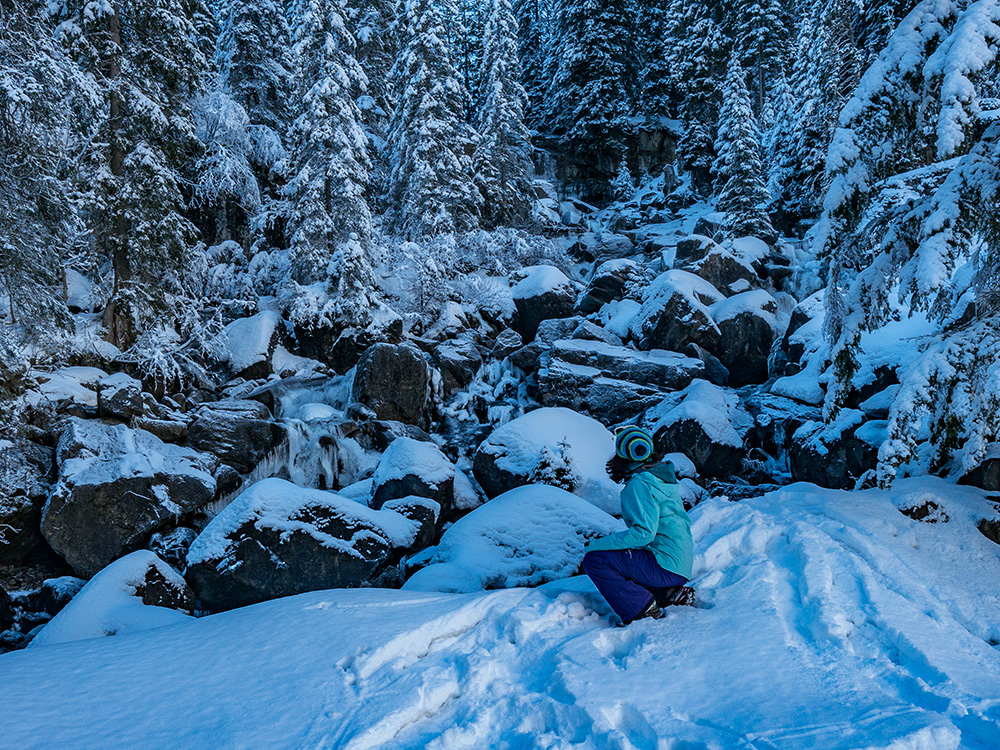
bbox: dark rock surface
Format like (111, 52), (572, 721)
(511, 266), (576, 341)
(352, 343), (435, 427)
(0, 440), (54, 565)
(187, 400), (286, 474)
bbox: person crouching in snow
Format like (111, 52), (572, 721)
(583, 426), (694, 625)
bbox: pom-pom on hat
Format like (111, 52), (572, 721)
(614, 426), (654, 463)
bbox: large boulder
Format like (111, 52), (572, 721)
(473, 407), (622, 513)
(404, 485), (624, 593)
(961, 446), (1000, 491)
(691, 246), (757, 295)
(646, 381), (752, 478)
(0, 440), (54, 565)
(29, 551), (194, 648)
(511, 265), (576, 341)
(434, 340), (482, 395)
(789, 412), (882, 490)
(96, 373), (144, 422)
(548, 340), (704, 391)
(709, 290), (780, 387)
(537, 359), (663, 423)
(41, 419), (217, 578)
(674, 235), (716, 263)
(185, 478), (423, 611)
(633, 270), (723, 352)
(352, 343), (435, 428)
(219, 311), (283, 380)
(370, 437), (456, 515)
(187, 400), (286, 474)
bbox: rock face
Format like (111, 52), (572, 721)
(41, 419), (217, 578)
(691, 247), (757, 294)
(709, 291), (779, 387)
(511, 265), (576, 341)
(634, 270), (723, 353)
(370, 437), (456, 515)
(187, 400), (286, 474)
(37, 577), (86, 617)
(352, 343), (435, 427)
(962, 448), (1000, 491)
(647, 381), (752, 478)
(0, 440), (54, 565)
(96, 373), (144, 422)
(185, 479), (422, 611)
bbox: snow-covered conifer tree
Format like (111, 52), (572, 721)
(612, 155), (634, 202)
(385, 0), (481, 238)
(546, 0), (634, 159)
(49, 0), (213, 347)
(729, 0), (787, 113)
(515, 0), (556, 128)
(285, 0), (374, 317)
(637, 0), (677, 121)
(714, 57), (775, 239)
(818, 0), (1000, 482)
(474, 0), (534, 228)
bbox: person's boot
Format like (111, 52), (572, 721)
(655, 586), (696, 607)
(622, 597), (663, 626)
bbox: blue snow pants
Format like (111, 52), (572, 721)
(582, 548), (688, 622)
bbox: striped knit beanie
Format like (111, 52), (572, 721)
(614, 426), (654, 463)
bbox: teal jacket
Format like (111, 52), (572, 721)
(587, 463), (693, 579)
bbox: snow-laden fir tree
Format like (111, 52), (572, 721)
(714, 57), (775, 239)
(515, 0), (555, 128)
(672, 3), (727, 196)
(0, 0), (84, 335)
(285, 0), (375, 325)
(817, 0), (1000, 482)
(546, 0), (635, 160)
(530, 439), (578, 492)
(49, 0), (214, 347)
(729, 0), (787, 114)
(637, 0), (676, 121)
(763, 71), (799, 221)
(474, 0), (534, 228)
(453, 0), (488, 112)
(385, 0), (481, 238)
(215, 0), (295, 244)
(612, 155), (635, 202)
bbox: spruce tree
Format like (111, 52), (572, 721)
(515, 0), (556, 129)
(474, 0), (534, 228)
(546, 0), (635, 160)
(714, 57), (774, 239)
(385, 0), (481, 238)
(285, 0), (374, 317)
(637, 0), (677, 122)
(50, 0), (213, 347)
(729, 0), (787, 114)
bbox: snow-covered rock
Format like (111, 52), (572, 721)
(187, 399), (286, 475)
(434, 339), (482, 395)
(42, 419), (218, 578)
(789, 410), (880, 490)
(220, 311), (283, 380)
(473, 407), (621, 513)
(633, 269), (723, 352)
(370, 437), (455, 515)
(30, 551), (194, 648)
(96, 373), (144, 422)
(185, 478), (423, 611)
(691, 245), (758, 295)
(962, 444), (1000, 491)
(511, 265), (576, 341)
(576, 259), (644, 315)
(709, 290), (780, 387)
(404, 485), (624, 593)
(352, 343), (436, 428)
(674, 234), (716, 263)
(0, 439), (53, 565)
(645, 381), (753, 478)
(549, 340), (704, 391)
(37, 576), (86, 617)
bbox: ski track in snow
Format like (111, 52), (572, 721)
(1, 481), (999, 750)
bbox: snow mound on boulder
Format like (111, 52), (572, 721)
(473, 407), (622, 513)
(30, 551), (192, 648)
(221, 311), (282, 375)
(647, 380), (752, 449)
(187, 478), (420, 567)
(511, 265), (573, 300)
(404, 484), (624, 593)
(372, 437), (454, 487)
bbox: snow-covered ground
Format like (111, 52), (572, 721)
(2, 478), (999, 750)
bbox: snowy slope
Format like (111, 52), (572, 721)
(2, 479), (999, 750)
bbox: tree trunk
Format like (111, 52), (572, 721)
(102, 5), (134, 348)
